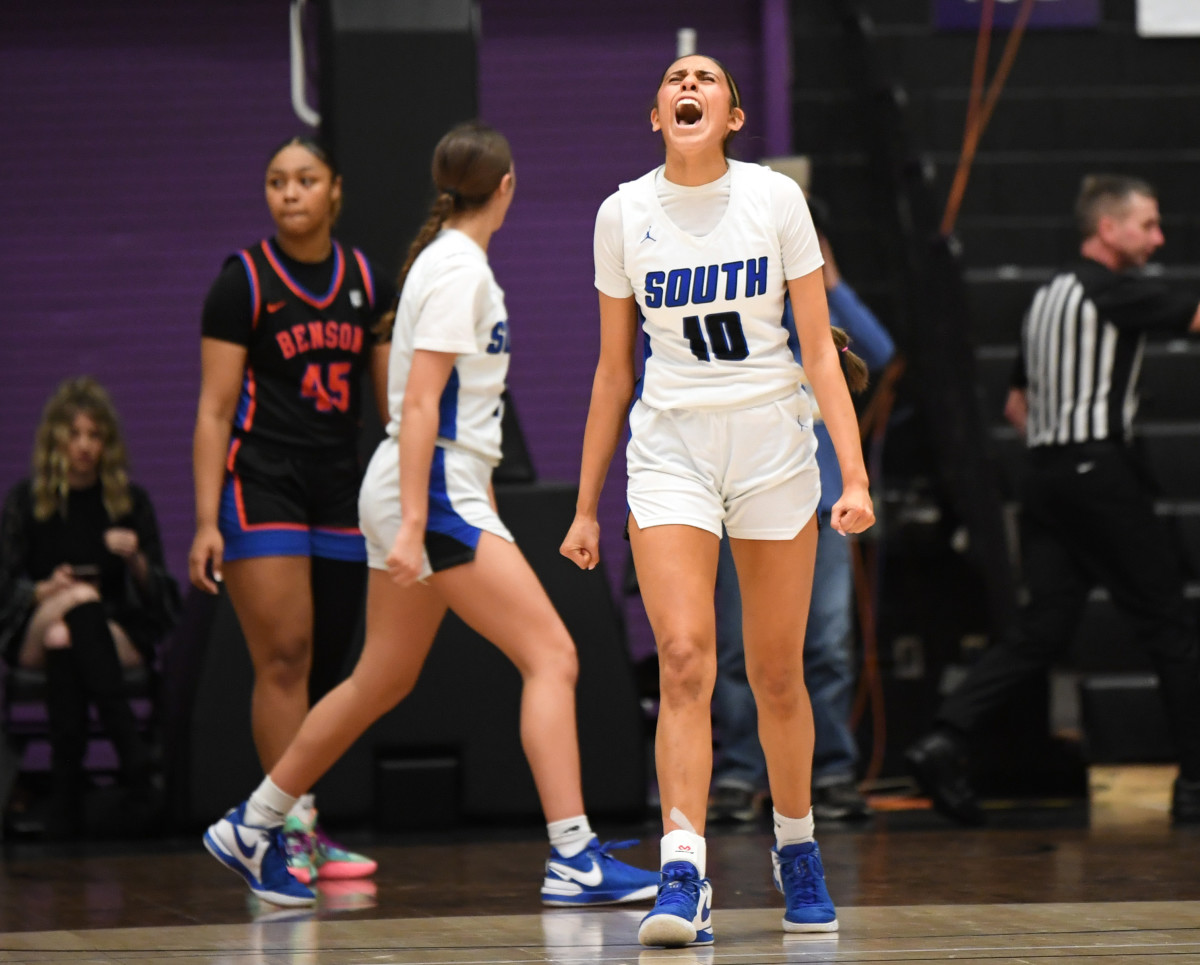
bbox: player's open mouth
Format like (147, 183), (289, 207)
(674, 96), (703, 126)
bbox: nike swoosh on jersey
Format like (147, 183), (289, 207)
(546, 859), (604, 887)
(267, 300), (287, 313)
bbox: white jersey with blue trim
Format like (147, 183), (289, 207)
(595, 158), (824, 411)
(386, 228), (509, 466)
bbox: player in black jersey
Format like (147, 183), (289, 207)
(188, 137), (395, 883)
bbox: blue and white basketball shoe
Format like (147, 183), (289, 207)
(541, 837), (659, 906)
(203, 803), (316, 906)
(771, 840), (838, 932)
(637, 861), (714, 947)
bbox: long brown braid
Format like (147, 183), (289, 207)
(375, 122), (513, 338)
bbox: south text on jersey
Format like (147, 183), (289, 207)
(643, 256), (769, 309)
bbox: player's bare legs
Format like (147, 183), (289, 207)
(436, 533), (584, 821)
(728, 517), (819, 820)
(628, 518), (721, 834)
(224, 556), (314, 771)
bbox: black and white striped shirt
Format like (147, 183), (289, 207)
(1013, 260), (1197, 448)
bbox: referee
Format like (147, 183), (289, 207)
(907, 174), (1200, 826)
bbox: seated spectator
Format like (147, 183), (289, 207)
(0, 376), (179, 836)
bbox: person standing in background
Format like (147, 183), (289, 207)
(906, 174), (1200, 826)
(709, 213), (894, 826)
(189, 137), (394, 883)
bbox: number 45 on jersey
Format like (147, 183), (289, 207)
(300, 362), (351, 413)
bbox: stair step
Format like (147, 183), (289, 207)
(794, 87), (1200, 155)
(990, 422), (1200, 500)
(852, 0), (1138, 28)
(1068, 592), (1199, 673)
(794, 24), (1200, 91)
(976, 341), (1200, 423)
(1078, 674), (1174, 763)
(953, 214), (1199, 271)
(964, 266), (1200, 344)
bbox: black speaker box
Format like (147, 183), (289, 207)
(317, 0), (479, 272)
(1079, 674), (1175, 764)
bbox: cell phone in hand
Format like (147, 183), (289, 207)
(71, 564), (101, 585)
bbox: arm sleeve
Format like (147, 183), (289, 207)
(771, 174), (824, 280)
(411, 259), (489, 354)
(1094, 274), (1200, 334)
(826, 282), (895, 371)
(0, 483), (36, 666)
(201, 258), (255, 346)
(594, 192), (635, 298)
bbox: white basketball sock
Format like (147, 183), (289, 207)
(547, 815), (594, 857)
(773, 807), (815, 849)
(244, 776), (296, 829)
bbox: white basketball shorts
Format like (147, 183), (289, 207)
(359, 436), (514, 577)
(625, 392), (821, 540)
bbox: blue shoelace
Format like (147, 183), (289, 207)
(588, 838), (638, 861)
(780, 852), (820, 903)
(655, 864), (704, 913)
(264, 828), (295, 873)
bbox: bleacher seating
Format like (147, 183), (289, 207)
(791, 0), (1200, 770)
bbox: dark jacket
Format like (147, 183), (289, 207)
(0, 480), (180, 666)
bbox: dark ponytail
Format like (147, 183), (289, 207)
(832, 327), (869, 394)
(375, 122), (513, 340)
(374, 191), (456, 338)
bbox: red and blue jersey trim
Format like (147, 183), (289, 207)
(232, 367), (258, 435)
(237, 249), (262, 327)
(260, 238), (345, 310)
(352, 247), (375, 309)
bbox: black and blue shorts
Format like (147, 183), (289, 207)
(218, 439), (367, 562)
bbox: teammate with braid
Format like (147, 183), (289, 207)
(203, 122), (658, 908)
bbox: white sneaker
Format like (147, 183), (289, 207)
(203, 802), (316, 906)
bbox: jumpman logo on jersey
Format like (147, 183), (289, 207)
(641, 225), (656, 244)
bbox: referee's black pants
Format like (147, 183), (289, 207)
(937, 442), (1200, 780)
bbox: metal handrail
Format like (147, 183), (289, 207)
(290, 0), (320, 127)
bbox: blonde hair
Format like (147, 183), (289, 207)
(31, 377), (132, 522)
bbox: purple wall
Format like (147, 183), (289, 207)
(2, 2), (771, 664)
(0, 1), (300, 582)
(479, 0), (765, 656)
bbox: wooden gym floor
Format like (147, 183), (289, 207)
(1, 766), (1198, 964)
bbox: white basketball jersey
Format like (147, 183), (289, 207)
(386, 228), (509, 466)
(617, 159), (820, 410)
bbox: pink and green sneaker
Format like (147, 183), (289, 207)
(282, 813), (319, 884)
(312, 824), (378, 880)
(286, 795), (378, 880)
